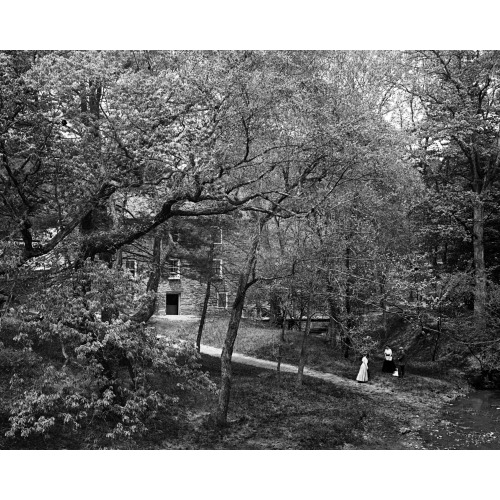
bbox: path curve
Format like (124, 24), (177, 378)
(200, 344), (396, 396)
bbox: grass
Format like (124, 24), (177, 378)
(153, 315), (282, 355)
(158, 315), (466, 394)
(167, 354), (414, 450)
(148, 314), (468, 449)
(172, 352), (468, 450)
(0, 314), (468, 449)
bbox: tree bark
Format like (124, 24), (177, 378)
(297, 294), (312, 386)
(146, 234), (162, 292)
(131, 233), (172, 324)
(196, 242), (214, 352)
(215, 217), (268, 426)
(472, 194), (487, 334)
(280, 308), (287, 342)
(378, 269), (388, 340)
(326, 281), (339, 347)
(196, 279), (211, 352)
(216, 273), (249, 426)
(432, 316), (442, 362)
(269, 288), (282, 327)
(276, 342), (283, 389)
(343, 244), (354, 359)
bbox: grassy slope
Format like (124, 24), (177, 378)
(157, 315), (465, 384)
(0, 315), (468, 449)
(153, 315), (469, 450)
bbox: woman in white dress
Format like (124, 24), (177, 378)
(356, 354), (369, 383)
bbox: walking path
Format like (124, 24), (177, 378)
(200, 344), (396, 396)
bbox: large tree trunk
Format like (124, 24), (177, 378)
(472, 194), (486, 334)
(146, 234), (162, 292)
(78, 82), (128, 392)
(343, 244), (353, 359)
(196, 279), (211, 352)
(131, 233), (172, 324)
(131, 234), (161, 323)
(216, 273), (249, 426)
(297, 293), (313, 386)
(326, 280), (339, 347)
(280, 307), (288, 342)
(269, 288), (283, 327)
(110, 195), (126, 268)
(377, 268), (388, 340)
(215, 218), (268, 427)
(276, 341), (283, 389)
(196, 241), (215, 352)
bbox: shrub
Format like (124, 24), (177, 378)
(3, 261), (215, 445)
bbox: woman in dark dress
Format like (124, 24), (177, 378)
(382, 345), (396, 373)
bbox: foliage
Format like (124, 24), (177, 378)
(3, 50), (500, 443)
(396, 50), (500, 334)
(2, 261), (214, 443)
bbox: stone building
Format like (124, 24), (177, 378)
(122, 225), (233, 317)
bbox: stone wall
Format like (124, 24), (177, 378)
(122, 229), (239, 317)
(156, 270), (233, 316)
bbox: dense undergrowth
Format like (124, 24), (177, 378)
(0, 311), (214, 450)
(0, 313), (470, 449)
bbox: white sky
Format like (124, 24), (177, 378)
(1, 1), (499, 49)
(1, 5), (499, 497)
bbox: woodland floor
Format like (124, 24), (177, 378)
(0, 315), (472, 449)
(152, 315), (470, 450)
(167, 353), (465, 450)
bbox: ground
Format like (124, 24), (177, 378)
(0, 314), (470, 449)
(151, 315), (469, 450)
(174, 355), (459, 450)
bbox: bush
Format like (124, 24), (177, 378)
(2, 262), (215, 446)
(0, 347), (43, 378)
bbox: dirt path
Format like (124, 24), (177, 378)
(201, 344), (448, 448)
(154, 314), (442, 404)
(201, 344), (423, 401)
(153, 315), (461, 448)
(202, 344), (358, 384)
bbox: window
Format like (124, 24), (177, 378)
(125, 259), (137, 277)
(217, 292), (228, 309)
(168, 259), (180, 279)
(213, 227), (222, 245)
(32, 256), (51, 271)
(212, 259), (223, 278)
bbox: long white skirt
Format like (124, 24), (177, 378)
(356, 363), (368, 382)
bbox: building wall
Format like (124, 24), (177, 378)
(157, 274), (202, 316)
(122, 231), (234, 317)
(156, 273), (232, 316)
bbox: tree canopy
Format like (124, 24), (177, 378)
(1, 50), (500, 444)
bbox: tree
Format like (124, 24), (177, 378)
(4, 50), (354, 439)
(2, 51), (315, 276)
(4, 260), (214, 442)
(213, 51), (418, 423)
(216, 213), (273, 425)
(398, 51), (500, 334)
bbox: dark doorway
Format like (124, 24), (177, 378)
(166, 293), (180, 315)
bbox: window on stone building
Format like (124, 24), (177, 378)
(125, 259), (137, 277)
(212, 259), (223, 278)
(213, 227), (222, 245)
(167, 259), (180, 279)
(217, 292), (228, 309)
